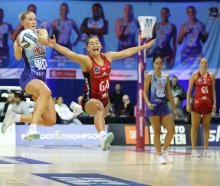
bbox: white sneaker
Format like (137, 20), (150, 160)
(1, 110), (16, 134)
(163, 151), (173, 163)
(191, 150), (201, 158)
(158, 155), (167, 164)
(101, 132), (114, 151)
(202, 150), (211, 158)
(24, 130), (40, 141)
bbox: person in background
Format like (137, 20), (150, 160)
(0, 8), (14, 64)
(178, 6), (208, 66)
(187, 58), (216, 157)
(80, 3), (108, 51)
(55, 96), (82, 124)
(52, 2), (81, 58)
(12, 92), (31, 116)
(115, 4), (139, 51)
(12, 4), (41, 41)
(173, 97), (185, 121)
(110, 83), (124, 117)
(170, 75), (186, 105)
(143, 56), (175, 164)
(120, 94), (133, 117)
(3, 93), (15, 116)
(148, 7), (177, 68)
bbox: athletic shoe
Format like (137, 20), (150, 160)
(158, 155), (167, 164)
(163, 151), (173, 163)
(191, 150), (201, 158)
(202, 150), (211, 158)
(101, 132), (114, 151)
(24, 130), (40, 141)
(1, 110), (16, 134)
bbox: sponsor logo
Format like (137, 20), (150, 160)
(21, 130), (100, 141)
(209, 126), (220, 143)
(125, 126), (149, 144)
(93, 66), (100, 74)
(149, 126), (187, 145)
(49, 69), (76, 78)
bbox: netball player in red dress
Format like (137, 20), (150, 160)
(48, 35), (155, 151)
(187, 58), (216, 157)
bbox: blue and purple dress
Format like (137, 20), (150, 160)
(20, 38), (47, 90)
(146, 71), (171, 117)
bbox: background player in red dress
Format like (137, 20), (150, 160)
(187, 58), (216, 157)
(48, 35), (155, 151)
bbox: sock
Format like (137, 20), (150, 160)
(15, 114), (21, 122)
(99, 130), (106, 139)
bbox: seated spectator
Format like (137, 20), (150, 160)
(3, 93), (15, 115)
(173, 97), (185, 121)
(12, 92), (31, 116)
(55, 96), (82, 124)
(171, 76), (186, 105)
(120, 94), (133, 117)
(110, 83), (124, 117)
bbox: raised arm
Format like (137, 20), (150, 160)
(48, 35), (89, 67)
(105, 39), (155, 61)
(143, 73), (154, 110)
(186, 73), (196, 112)
(211, 73), (216, 113)
(14, 39), (22, 60)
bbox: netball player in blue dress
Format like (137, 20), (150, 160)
(1, 11), (56, 140)
(178, 6), (208, 67)
(144, 56), (176, 164)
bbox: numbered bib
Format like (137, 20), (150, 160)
(99, 80), (109, 92)
(156, 89), (165, 98)
(201, 86), (208, 94)
(33, 58), (47, 70)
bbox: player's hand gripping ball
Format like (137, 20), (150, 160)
(19, 29), (38, 49)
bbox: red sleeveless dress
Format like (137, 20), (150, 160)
(192, 72), (213, 114)
(82, 54), (111, 110)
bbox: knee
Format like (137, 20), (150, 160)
(40, 88), (52, 98)
(191, 124), (199, 132)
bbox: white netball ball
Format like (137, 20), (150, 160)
(19, 29), (38, 49)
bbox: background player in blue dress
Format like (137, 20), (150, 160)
(52, 2), (81, 58)
(115, 4), (139, 51)
(1, 11), (56, 141)
(0, 8), (14, 65)
(144, 56), (176, 164)
(147, 7), (177, 69)
(178, 6), (208, 67)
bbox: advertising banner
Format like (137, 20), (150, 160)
(16, 125), (101, 146)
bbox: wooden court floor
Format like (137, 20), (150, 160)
(0, 146), (220, 186)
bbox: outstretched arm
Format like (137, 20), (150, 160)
(105, 39), (155, 61)
(48, 35), (88, 66)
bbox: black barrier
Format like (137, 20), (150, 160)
(108, 124), (217, 146)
